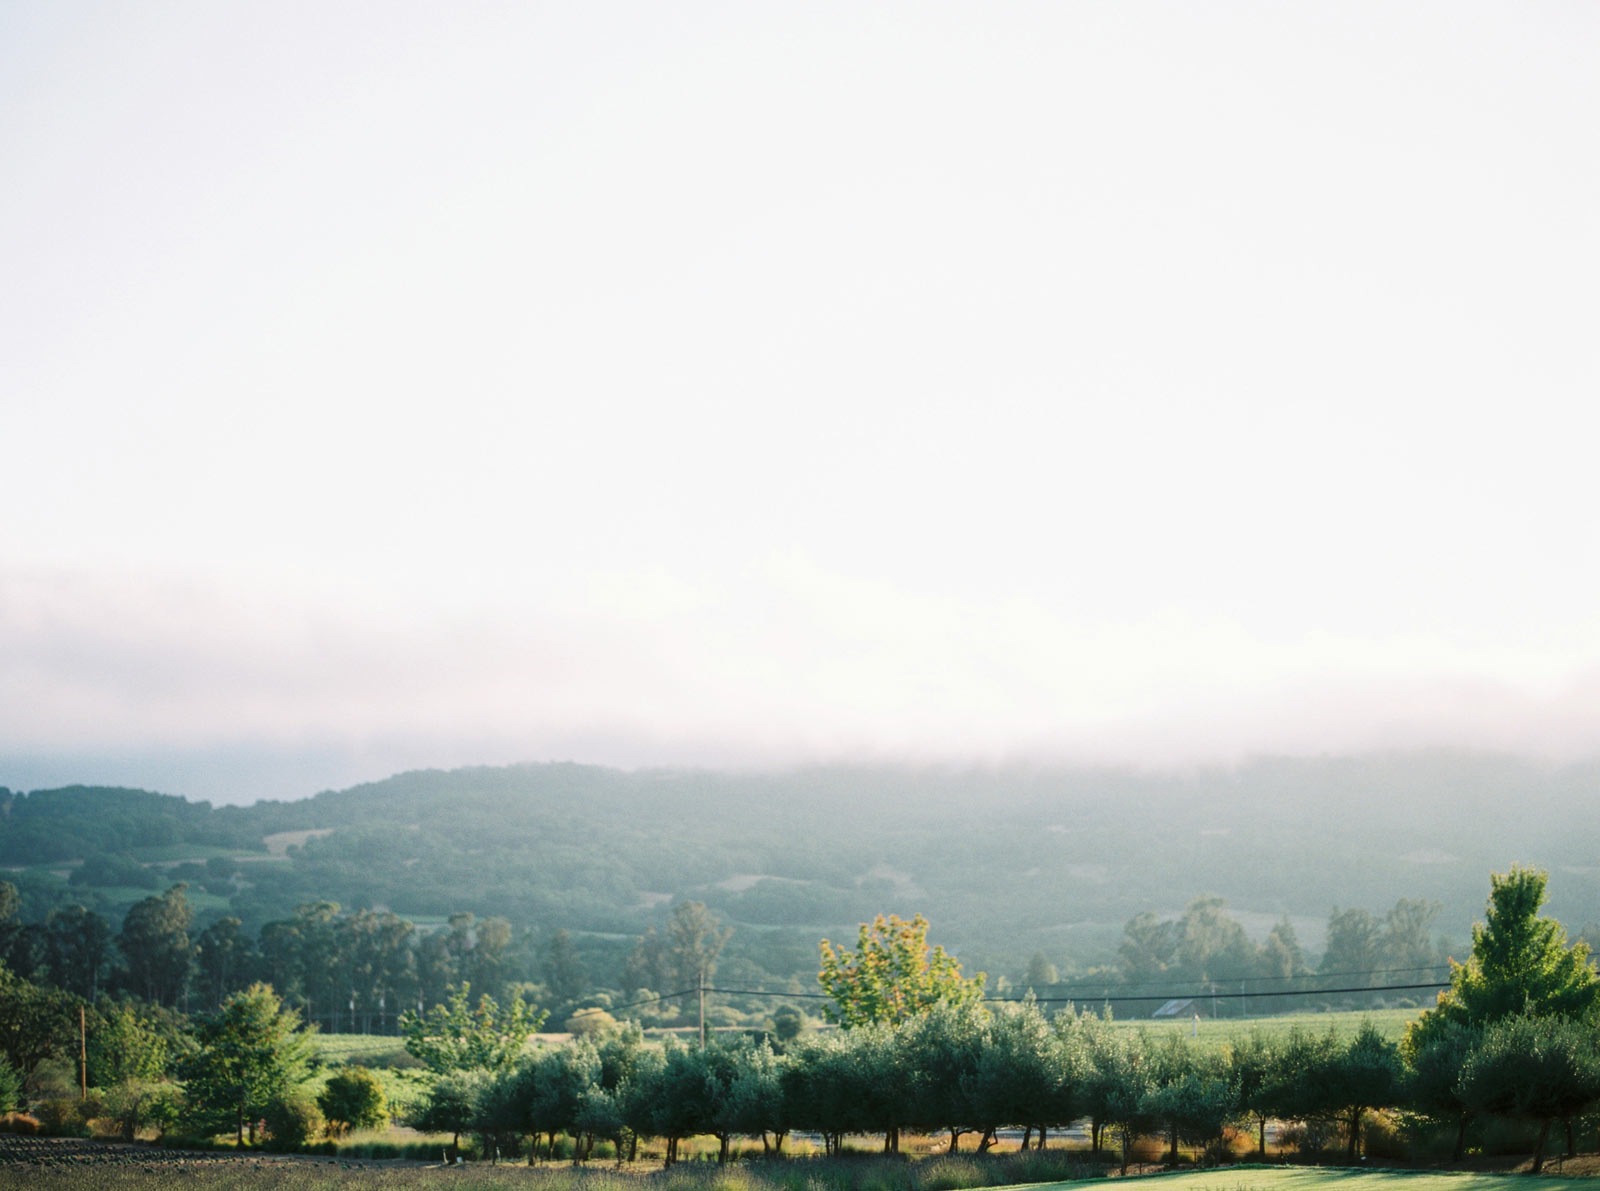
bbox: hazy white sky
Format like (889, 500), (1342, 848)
(4, 2), (1599, 801)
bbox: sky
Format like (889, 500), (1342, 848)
(3, 2), (1599, 804)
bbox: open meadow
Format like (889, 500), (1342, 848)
(1109, 1008), (1423, 1052)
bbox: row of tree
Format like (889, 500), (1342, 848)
(407, 995), (1599, 1173)
(1108, 896), (1450, 1000)
(401, 869), (1600, 1174)
(3, 866), (1595, 1174)
(0, 880), (740, 1031)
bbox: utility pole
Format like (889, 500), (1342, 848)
(698, 967), (706, 1049)
(79, 1006), (87, 1101)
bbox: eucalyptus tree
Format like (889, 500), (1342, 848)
(117, 884), (195, 1007)
(44, 904), (113, 1000)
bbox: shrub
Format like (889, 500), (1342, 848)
(261, 1094), (324, 1150)
(0, 1056), (20, 1114)
(1362, 1109), (1410, 1160)
(0, 1113), (40, 1135)
(99, 1079), (184, 1141)
(31, 1097), (92, 1137)
(317, 1066), (387, 1135)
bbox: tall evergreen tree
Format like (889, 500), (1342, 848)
(1410, 866), (1599, 1052)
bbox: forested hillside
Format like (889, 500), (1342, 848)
(3, 752), (1598, 1005)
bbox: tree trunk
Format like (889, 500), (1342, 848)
(1566, 1119), (1576, 1158)
(718, 1133), (730, 1164)
(978, 1128), (996, 1153)
(1532, 1119), (1551, 1174)
(948, 1128), (960, 1153)
(1038, 1124), (1048, 1150)
(1346, 1108), (1362, 1159)
(1258, 1115), (1267, 1156)
(774, 1130), (786, 1154)
(1169, 1125), (1179, 1163)
(1020, 1126), (1032, 1151)
(1091, 1121), (1102, 1154)
(236, 1102), (245, 1147)
(1452, 1116), (1468, 1163)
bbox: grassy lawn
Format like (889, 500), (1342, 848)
(1034, 1169), (1597, 1191)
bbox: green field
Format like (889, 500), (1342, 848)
(1108, 1008), (1424, 1052)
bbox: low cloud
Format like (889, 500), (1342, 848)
(4, 560), (1600, 802)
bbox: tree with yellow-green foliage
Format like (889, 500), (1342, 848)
(817, 914), (984, 1028)
(1408, 866), (1598, 1055)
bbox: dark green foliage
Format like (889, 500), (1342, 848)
(405, 1067), (490, 1154)
(1459, 1012), (1600, 1172)
(117, 884), (195, 1007)
(260, 1093), (323, 1150)
(1404, 1017), (1479, 1160)
(0, 966), (80, 1075)
(180, 983), (313, 1145)
(87, 998), (191, 1085)
(317, 1066), (388, 1134)
(0, 1055), (21, 1113)
(70, 852), (158, 890)
(0, 786), (260, 865)
(43, 904), (113, 999)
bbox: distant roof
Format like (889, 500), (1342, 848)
(1152, 999), (1196, 1018)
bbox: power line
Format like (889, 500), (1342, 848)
(1004, 981), (1448, 1005)
(1028, 964), (1452, 997)
(696, 980), (1448, 1005)
(568, 987), (698, 1017)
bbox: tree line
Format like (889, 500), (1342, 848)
(3, 867), (1597, 1175)
(399, 879), (1597, 1174)
(1, 877), (738, 1034)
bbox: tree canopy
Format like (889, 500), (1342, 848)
(1410, 866), (1598, 1052)
(818, 914), (985, 1027)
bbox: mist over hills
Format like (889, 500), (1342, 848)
(3, 750), (1596, 987)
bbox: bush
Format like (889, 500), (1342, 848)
(0, 1113), (40, 1135)
(1362, 1109), (1410, 1161)
(31, 1097), (92, 1137)
(99, 1079), (184, 1141)
(261, 1094), (324, 1150)
(317, 1067), (388, 1135)
(0, 1056), (20, 1114)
